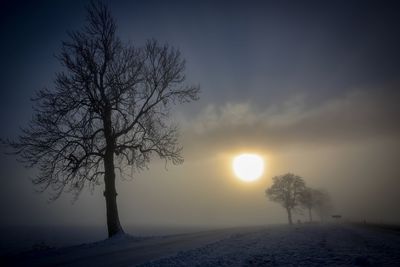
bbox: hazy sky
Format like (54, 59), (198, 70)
(1, 0), (400, 229)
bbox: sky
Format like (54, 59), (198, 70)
(0, 0), (400, 232)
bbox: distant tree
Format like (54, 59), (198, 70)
(299, 187), (313, 222)
(313, 190), (333, 222)
(3, 1), (199, 237)
(266, 173), (306, 225)
(299, 187), (329, 222)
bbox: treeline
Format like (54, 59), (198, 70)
(265, 173), (332, 225)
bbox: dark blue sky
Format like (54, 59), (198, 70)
(1, 0), (400, 136)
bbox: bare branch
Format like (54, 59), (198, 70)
(4, 1), (199, 202)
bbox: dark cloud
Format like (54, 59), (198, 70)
(183, 89), (400, 155)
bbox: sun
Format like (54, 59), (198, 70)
(232, 154), (264, 182)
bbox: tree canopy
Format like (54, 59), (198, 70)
(266, 173), (306, 224)
(266, 173), (332, 224)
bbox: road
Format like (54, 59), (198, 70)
(7, 227), (260, 267)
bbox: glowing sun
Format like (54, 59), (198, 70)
(232, 154), (264, 182)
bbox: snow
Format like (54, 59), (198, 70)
(4, 224), (400, 266)
(137, 224), (400, 267)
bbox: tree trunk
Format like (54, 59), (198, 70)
(104, 148), (123, 237)
(308, 207), (313, 222)
(103, 108), (124, 237)
(286, 208), (293, 225)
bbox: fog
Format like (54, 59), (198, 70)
(1, 89), (399, 229)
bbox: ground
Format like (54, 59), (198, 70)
(3, 224), (400, 266)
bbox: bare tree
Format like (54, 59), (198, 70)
(3, 1), (199, 237)
(313, 190), (332, 222)
(299, 188), (332, 223)
(266, 173), (306, 225)
(299, 187), (316, 222)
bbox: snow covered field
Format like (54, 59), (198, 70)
(4, 224), (400, 266)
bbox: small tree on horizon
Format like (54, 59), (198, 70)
(299, 187), (332, 223)
(313, 190), (333, 222)
(299, 187), (316, 222)
(3, 1), (199, 237)
(266, 173), (306, 225)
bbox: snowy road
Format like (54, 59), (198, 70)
(6, 224), (400, 266)
(7, 227), (257, 267)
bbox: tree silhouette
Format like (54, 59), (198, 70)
(299, 187), (332, 223)
(266, 173), (306, 225)
(4, 1), (199, 237)
(299, 187), (316, 222)
(313, 190), (332, 222)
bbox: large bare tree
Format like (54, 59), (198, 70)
(4, 1), (199, 237)
(266, 173), (306, 225)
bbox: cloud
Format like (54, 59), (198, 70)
(181, 90), (400, 156)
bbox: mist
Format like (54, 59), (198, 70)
(1, 0), (400, 247)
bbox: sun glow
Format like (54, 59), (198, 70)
(232, 154), (264, 182)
